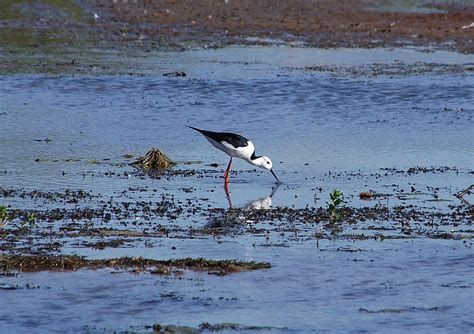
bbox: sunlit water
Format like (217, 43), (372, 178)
(1, 46), (473, 332)
(1, 240), (473, 333)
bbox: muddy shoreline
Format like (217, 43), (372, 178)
(3, 0), (473, 53)
(1, 1), (474, 76)
(92, 0), (474, 52)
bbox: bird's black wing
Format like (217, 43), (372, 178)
(187, 126), (249, 148)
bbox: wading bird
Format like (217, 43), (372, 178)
(187, 126), (280, 191)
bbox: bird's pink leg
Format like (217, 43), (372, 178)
(225, 187), (233, 209)
(223, 157), (233, 187)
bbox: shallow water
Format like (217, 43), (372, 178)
(371, 0), (474, 14)
(2, 240), (473, 333)
(1, 47), (473, 206)
(1, 46), (473, 332)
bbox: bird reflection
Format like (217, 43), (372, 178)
(225, 183), (280, 209)
(242, 184), (280, 210)
(207, 184), (280, 230)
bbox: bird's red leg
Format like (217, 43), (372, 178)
(223, 157), (233, 187)
(225, 188), (233, 209)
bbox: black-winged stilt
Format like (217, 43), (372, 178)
(187, 126), (280, 190)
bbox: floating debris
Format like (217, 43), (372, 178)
(33, 138), (51, 143)
(132, 148), (176, 170)
(359, 306), (446, 314)
(456, 184), (473, 206)
(359, 191), (372, 200)
(146, 322), (287, 333)
(163, 71), (186, 77)
(461, 22), (474, 29)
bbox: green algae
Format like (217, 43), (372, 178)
(0, 0), (86, 22)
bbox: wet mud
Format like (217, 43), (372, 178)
(1, 0), (474, 75)
(91, 0), (474, 52)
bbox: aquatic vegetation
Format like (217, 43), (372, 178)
(147, 322), (287, 333)
(0, 0), (86, 22)
(0, 207), (36, 231)
(327, 189), (344, 221)
(132, 148), (176, 171)
(120, 25), (130, 34)
(0, 255), (271, 275)
(24, 213), (36, 225)
(0, 205), (8, 226)
(13, 212), (36, 234)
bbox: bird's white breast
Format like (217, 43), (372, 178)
(206, 137), (255, 161)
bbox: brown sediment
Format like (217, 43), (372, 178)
(1, 1), (473, 76)
(0, 254), (271, 274)
(1, 0), (473, 55)
(91, 0), (474, 52)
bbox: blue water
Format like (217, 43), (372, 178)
(1, 240), (473, 333)
(1, 46), (473, 333)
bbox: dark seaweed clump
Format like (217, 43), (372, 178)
(0, 254), (271, 275)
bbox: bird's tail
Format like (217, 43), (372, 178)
(186, 125), (204, 134)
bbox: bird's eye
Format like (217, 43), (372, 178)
(267, 162), (270, 165)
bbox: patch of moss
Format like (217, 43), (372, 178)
(0, 0), (86, 21)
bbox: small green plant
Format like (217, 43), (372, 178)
(17, 212), (36, 233)
(120, 25), (129, 34)
(327, 189), (344, 221)
(25, 213), (36, 225)
(0, 205), (8, 224)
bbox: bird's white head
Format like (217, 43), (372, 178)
(253, 156), (272, 171)
(252, 156), (280, 183)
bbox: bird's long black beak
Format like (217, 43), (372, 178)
(270, 169), (281, 183)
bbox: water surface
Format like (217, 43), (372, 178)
(1, 46), (473, 333)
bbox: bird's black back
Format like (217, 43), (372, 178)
(187, 126), (249, 148)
